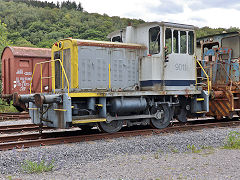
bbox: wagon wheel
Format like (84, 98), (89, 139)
(98, 120), (123, 133)
(150, 104), (171, 129)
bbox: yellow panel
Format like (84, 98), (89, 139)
(51, 48), (56, 92)
(69, 92), (106, 97)
(51, 39), (79, 90)
(71, 39), (78, 89)
(72, 118), (106, 124)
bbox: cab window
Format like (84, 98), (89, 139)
(188, 31), (194, 55)
(165, 28), (172, 54)
(180, 31), (187, 54)
(173, 30), (179, 53)
(149, 26), (160, 54)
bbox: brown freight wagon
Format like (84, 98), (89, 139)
(1, 46), (52, 96)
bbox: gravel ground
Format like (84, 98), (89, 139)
(0, 119), (31, 126)
(0, 125), (240, 179)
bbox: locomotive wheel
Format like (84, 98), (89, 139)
(176, 108), (187, 123)
(150, 105), (170, 129)
(98, 120), (123, 133)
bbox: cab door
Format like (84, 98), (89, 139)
(164, 28), (196, 91)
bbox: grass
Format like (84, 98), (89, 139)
(223, 131), (240, 149)
(21, 159), (55, 173)
(169, 146), (179, 153)
(7, 176), (13, 180)
(187, 144), (202, 153)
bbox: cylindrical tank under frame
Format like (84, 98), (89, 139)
(109, 97), (147, 115)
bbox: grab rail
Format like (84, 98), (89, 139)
(30, 59), (70, 95)
(195, 56), (210, 95)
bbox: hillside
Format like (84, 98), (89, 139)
(0, 0), (144, 53)
(0, 0), (240, 55)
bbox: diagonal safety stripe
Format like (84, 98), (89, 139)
(210, 102), (223, 116)
(216, 101), (229, 115)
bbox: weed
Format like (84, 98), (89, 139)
(21, 159), (55, 173)
(169, 146), (179, 153)
(12, 148), (56, 173)
(187, 144), (201, 153)
(6, 176), (12, 180)
(224, 131), (240, 149)
(201, 145), (213, 150)
(154, 153), (159, 159)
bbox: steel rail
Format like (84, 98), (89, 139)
(1, 120), (240, 151)
(0, 112), (30, 121)
(0, 124), (52, 134)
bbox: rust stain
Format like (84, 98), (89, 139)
(77, 41), (146, 50)
(6, 46), (51, 58)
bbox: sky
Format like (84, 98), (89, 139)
(45, 0), (240, 28)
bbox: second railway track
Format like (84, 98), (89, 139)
(1, 119), (240, 151)
(0, 112), (30, 121)
(0, 123), (52, 134)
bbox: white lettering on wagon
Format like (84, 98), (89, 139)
(16, 69), (23, 74)
(14, 70), (33, 91)
(24, 72), (32, 76)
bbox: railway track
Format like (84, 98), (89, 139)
(0, 124), (52, 134)
(0, 112), (30, 121)
(1, 119), (240, 151)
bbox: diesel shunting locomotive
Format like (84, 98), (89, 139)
(13, 21), (209, 133)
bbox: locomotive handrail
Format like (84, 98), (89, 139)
(30, 59), (70, 95)
(195, 57), (210, 95)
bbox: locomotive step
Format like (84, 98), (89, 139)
(196, 98), (204, 101)
(234, 97), (240, 100)
(196, 111), (207, 114)
(197, 77), (208, 80)
(234, 109), (240, 111)
(195, 83), (207, 86)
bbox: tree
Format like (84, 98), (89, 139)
(0, 20), (11, 54)
(77, 2), (83, 11)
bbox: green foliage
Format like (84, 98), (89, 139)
(187, 144), (202, 153)
(0, 20), (12, 54)
(169, 146), (179, 153)
(0, 0), (238, 51)
(0, 0), (144, 49)
(21, 159), (55, 173)
(6, 176), (13, 180)
(196, 26), (240, 38)
(224, 131), (240, 149)
(0, 99), (18, 113)
(3, 0), (83, 11)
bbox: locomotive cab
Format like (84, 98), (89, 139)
(109, 22), (197, 92)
